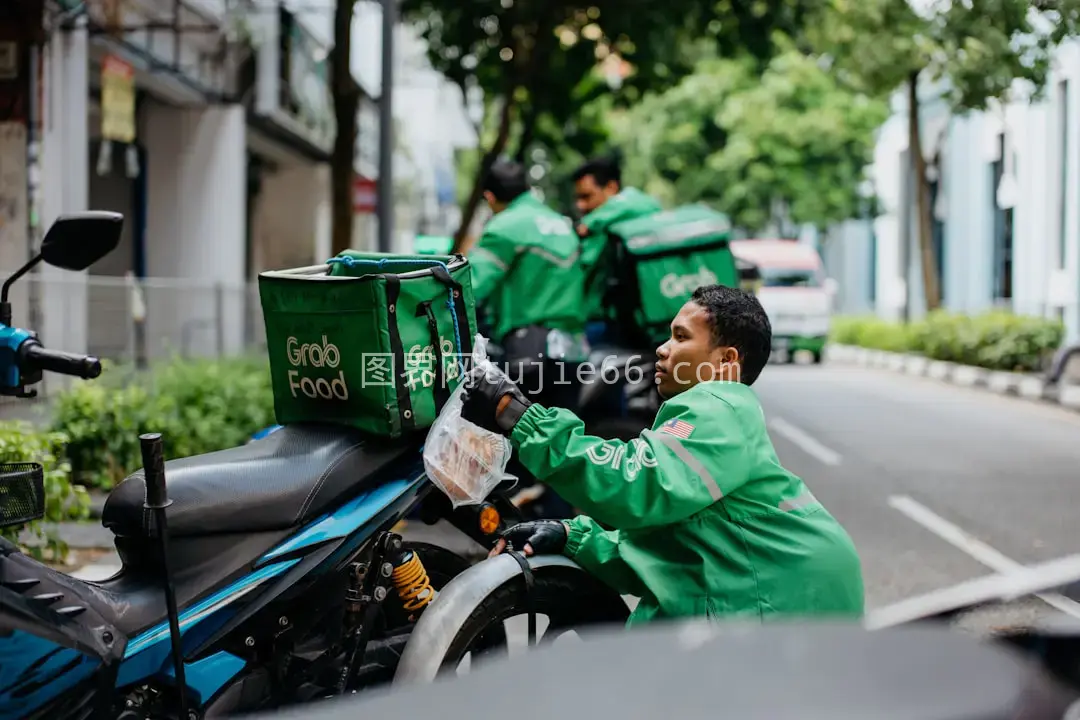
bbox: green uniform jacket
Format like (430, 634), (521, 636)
(577, 188), (662, 321)
(469, 192), (586, 342)
(510, 381), (865, 626)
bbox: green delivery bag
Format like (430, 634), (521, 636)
(606, 204), (738, 345)
(258, 251), (478, 438)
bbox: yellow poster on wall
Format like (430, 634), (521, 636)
(101, 54), (135, 143)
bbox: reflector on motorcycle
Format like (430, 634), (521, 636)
(478, 504), (500, 535)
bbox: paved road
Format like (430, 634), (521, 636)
(754, 358), (1080, 630)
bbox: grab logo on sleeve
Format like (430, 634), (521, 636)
(287, 335), (349, 400)
(660, 268), (719, 299)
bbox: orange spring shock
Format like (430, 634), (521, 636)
(391, 551), (436, 615)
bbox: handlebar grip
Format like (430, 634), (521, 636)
(20, 341), (102, 379)
(139, 433), (169, 509)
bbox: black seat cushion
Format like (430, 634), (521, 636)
(102, 424), (423, 538)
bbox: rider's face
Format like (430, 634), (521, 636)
(574, 175), (618, 215)
(654, 302), (740, 399)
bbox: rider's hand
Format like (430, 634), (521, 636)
(489, 520), (569, 558)
(461, 364), (532, 436)
(576, 223), (589, 238)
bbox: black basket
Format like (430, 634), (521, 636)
(0, 462), (45, 529)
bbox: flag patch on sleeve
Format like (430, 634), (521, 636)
(659, 418), (695, 439)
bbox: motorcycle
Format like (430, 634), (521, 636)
(0, 211), (628, 719)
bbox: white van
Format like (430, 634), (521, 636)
(729, 239), (836, 364)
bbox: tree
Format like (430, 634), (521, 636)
(613, 43), (889, 235)
(808, 0), (1080, 313)
(330, 0), (360, 256)
(401, 0), (832, 252)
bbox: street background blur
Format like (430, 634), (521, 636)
(4, 0), (1080, 630)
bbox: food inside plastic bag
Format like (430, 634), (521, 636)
(423, 335), (515, 507)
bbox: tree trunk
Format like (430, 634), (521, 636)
(451, 93), (515, 253)
(907, 71), (941, 312)
(514, 103), (539, 164)
(330, 0), (359, 256)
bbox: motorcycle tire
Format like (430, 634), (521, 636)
(435, 565), (629, 674)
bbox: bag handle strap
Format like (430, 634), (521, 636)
(384, 275), (416, 433)
(415, 301), (451, 412)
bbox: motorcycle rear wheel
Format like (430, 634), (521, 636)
(435, 566), (629, 675)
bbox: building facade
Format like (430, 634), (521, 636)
(1, 0), (475, 396)
(824, 39), (1080, 344)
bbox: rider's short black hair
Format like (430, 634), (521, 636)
(482, 160), (529, 202)
(572, 156), (621, 188)
(690, 284), (772, 386)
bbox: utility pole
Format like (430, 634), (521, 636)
(376, 0), (395, 253)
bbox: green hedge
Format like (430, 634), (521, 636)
(830, 310), (1064, 372)
(51, 355), (275, 491)
(0, 422), (89, 560)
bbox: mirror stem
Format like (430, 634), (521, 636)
(0, 255), (44, 327)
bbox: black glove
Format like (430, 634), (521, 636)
(460, 364), (532, 436)
(499, 520), (568, 556)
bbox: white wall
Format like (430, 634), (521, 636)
(827, 37), (1080, 345)
(39, 19), (91, 390)
(143, 101), (247, 354)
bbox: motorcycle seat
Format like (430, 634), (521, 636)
(102, 424), (424, 538)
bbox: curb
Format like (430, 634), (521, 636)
(825, 344), (1079, 409)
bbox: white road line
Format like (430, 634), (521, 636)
(888, 494), (1080, 619)
(767, 417), (842, 466)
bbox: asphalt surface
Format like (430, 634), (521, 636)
(754, 357), (1080, 631)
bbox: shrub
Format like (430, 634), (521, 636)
(829, 311), (1064, 372)
(51, 355), (275, 490)
(0, 422), (89, 560)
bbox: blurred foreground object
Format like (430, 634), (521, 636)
(258, 620), (1080, 720)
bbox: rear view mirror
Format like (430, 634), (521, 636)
(40, 211), (123, 271)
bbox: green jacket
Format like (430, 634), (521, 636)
(469, 192), (586, 342)
(510, 380), (865, 626)
(577, 188), (662, 321)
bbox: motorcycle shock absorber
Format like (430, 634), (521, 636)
(390, 550), (436, 620)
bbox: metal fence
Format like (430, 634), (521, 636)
(4, 273), (268, 400)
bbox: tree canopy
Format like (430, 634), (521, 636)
(614, 43), (889, 234)
(399, 0), (832, 246)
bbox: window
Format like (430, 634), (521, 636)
(1059, 79), (1070, 270)
(928, 176), (946, 302)
(991, 133), (1013, 301)
(758, 267), (822, 288)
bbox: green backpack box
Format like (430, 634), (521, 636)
(606, 204), (738, 346)
(257, 251), (478, 438)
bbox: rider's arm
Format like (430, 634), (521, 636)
(510, 394), (748, 530)
(562, 515), (651, 597)
(468, 230), (516, 304)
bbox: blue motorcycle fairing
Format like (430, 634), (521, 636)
(111, 459), (431, 700)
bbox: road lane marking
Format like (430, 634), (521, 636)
(888, 494), (1080, 619)
(767, 417), (842, 466)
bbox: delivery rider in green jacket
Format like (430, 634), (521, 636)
(572, 156), (662, 344)
(461, 284), (865, 625)
(468, 159), (589, 519)
(469, 159), (588, 410)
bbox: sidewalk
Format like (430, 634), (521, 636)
(827, 344), (1080, 409)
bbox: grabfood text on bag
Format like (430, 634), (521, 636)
(287, 335), (349, 400)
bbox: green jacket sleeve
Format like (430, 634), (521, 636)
(563, 515), (650, 597)
(510, 391), (748, 530)
(468, 230), (517, 304)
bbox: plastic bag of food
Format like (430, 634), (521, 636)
(423, 335), (515, 507)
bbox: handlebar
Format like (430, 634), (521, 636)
(19, 340), (101, 380)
